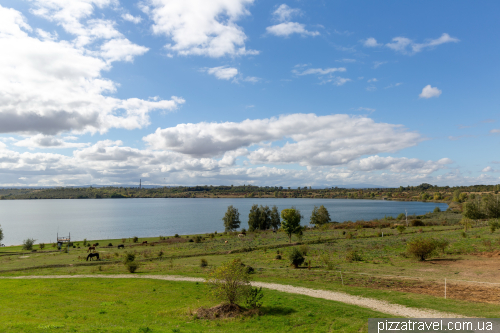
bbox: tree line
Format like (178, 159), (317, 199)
(222, 204), (332, 243)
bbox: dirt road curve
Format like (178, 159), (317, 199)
(0, 274), (465, 318)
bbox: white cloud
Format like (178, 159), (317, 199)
(204, 66), (239, 80)
(490, 129), (500, 134)
(272, 4), (301, 22)
(386, 33), (459, 55)
(336, 58), (356, 63)
(419, 85), (442, 99)
(0, 5), (183, 135)
(36, 28), (58, 41)
(292, 66), (346, 76)
(355, 107), (376, 113)
(143, 113), (422, 167)
(384, 82), (403, 89)
(482, 166), (493, 172)
(121, 13), (142, 24)
(242, 76), (260, 83)
(363, 37), (380, 47)
(367, 78), (377, 83)
(143, 0), (258, 57)
(373, 61), (387, 69)
(14, 134), (90, 149)
(349, 156), (453, 174)
(266, 22), (319, 37)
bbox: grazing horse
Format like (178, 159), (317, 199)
(87, 246), (95, 253)
(238, 234), (245, 239)
(92, 243), (98, 247)
(117, 244), (124, 249)
(142, 241), (148, 245)
(86, 253), (99, 261)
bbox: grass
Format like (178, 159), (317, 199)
(0, 278), (390, 333)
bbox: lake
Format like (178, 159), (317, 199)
(0, 198), (448, 246)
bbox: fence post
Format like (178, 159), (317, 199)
(445, 278), (447, 299)
(340, 270), (344, 286)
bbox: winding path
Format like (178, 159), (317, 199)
(0, 274), (465, 318)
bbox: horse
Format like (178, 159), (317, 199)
(86, 253), (99, 261)
(92, 243), (98, 247)
(142, 241), (148, 245)
(224, 240), (228, 244)
(238, 234), (245, 239)
(87, 246), (95, 253)
(117, 244), (124, 249)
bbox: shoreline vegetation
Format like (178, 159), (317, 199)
(1, 183), (499, 201)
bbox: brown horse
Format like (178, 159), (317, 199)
(142, 241), (148, 245)
(92, 243), (98, 247)
(87, 246), (95, 253)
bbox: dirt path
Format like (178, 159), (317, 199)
(0, 274), (466, 318)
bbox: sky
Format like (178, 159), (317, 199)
(0, 0), (499, 188)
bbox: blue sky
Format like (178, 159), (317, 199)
(0, 0), (499, 187)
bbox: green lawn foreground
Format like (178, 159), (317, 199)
(0, 278), (390, 333)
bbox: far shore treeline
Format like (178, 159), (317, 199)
(0, 183), (499, 201)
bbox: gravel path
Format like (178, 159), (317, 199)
(0, 274), (465, 318)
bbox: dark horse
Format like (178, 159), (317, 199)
(87, 246), (95, 253)
(86, 253), (99, 261)
(117, 244), (124, 249)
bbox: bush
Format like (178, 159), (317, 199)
(406, 238), (437, 261)
(107, 243), (113, 247)
(132, 236), (139, 243)
(200, 258), (208, 267)
(299, 244), (309, 256)
(345, 250), (363, 262)
(121, 238), (126, 243)
(488, 219), (500, 233)
(396, 225), (406, 234)
(123, 253), (135, 263)
(434, 239), (449, 254)
(126, 261), (138, 273)
(245, 287), (264, 309)
(275, 254), (282, 260)
(22, 238), (36, 251)
(288, 247), (305, 268)
(206, 259), (251, 305)
(174, 234), (180, 238)
(433, 207), (441, 213)
(396, 213), (406, 220)
(39, 243), (45, 250)
(194, 236), (202, 243)
(188, 239), (194, 242)
(83, 238), (87, 246)
(411, 220), (425, 227)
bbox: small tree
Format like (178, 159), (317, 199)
(488, 219), (500, 233)
(281, 208), (303, 243)
(310, 205), (331, 226)
(288, 247), (305, 268)
(0, 224), (3, 244)
(22, 238), (36, 251)
(460, 217), (473, 232)
(206, 259), (251, 305)
(222, 205), (241, 232)
(396, 225), (406, 234)
(270, 205), (281, 230)
(39, 243), (45, 250)
(406, 238), (437, 261)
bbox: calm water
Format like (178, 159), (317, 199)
(0, 198), (447, 246)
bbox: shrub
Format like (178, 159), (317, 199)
(434, 207), (441, 213)
(194, 236), (202, 243)
(126, 261), (138, 273)
(434, 239), (449, 254)
(345, 232), (353, 239)
(396, 213), (406, 220)
(299, 244), (309, 256)
(206, 259), (251, 305)
(345, 250), (363, 262)
(488, 219), (500, 233)
(288, 247), (305, 268)
(396, 225), (406, 234)
(123, 253), (135, 263)
(174, 234), (180, 238)
(107, 243), (113, 247)
(22, 238), (36, 251)
(132, 236), (138, 243)
(200, 258), (208, 267)
(245, 265), (255, 274)
(245, 287), (264, 309)
(39, 243), (45, 250)
(188, 239), (194, 242)
(83, 239), (87, 246)
(406, 238), (437, 261)
(121, 238), (126, 243)
(411, 220), (425, 227)
(275, 254), (282, 260)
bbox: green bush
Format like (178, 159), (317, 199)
(434, 239), (449, 254)
(22, 238), (36, 251)
(411, 219), (425, 227)
(206, 259), (251, 305)
(345, 250), (363, 262)
(406, 237), (437, 261)
(194, 236), (202, 243)
(107, 243), (113, 247)
(39, 243), (45, 250)
(275, 254), (282, 260)
(200, 258), (208, 267)
(126, 261), (138, 273)
(123, 253), (135, 263)
(132, 236), (138, 243)
(288, 247), (305, 268)
(433, 207), (441, 213)
(245, 287), (264, 309)
(396, 225), (406, 234)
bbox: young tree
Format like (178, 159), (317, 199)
(247, 204), (260, 231)
(270, 205), (281, 230)
(310, 205), (331, 226)
(281, 208), (303, 243)
(460, 217), (473, 232)
(0, 224), (3, 244)
(222, 205), (241, 232)
(206, 259), (251, 305)
(484, 194), (500, 219)
(463, 201), (485, 222)
(406, 237), (437, 261)
(258, 205), (271, 230)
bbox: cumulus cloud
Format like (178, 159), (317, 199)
(204, 66), (239, 80)
(349, 156), (453, 174)
(419, 85), (442, 99)
(121, 13), (142, 24)
(0, 5), (183, 135)
(143, 113), (423, 167)
(14, 135), (90, 149)
(363, 37), (380, 47)
(266, 22), (319, 37)
(266, 4), (318, 38)
(142, 0), (258, 57)
(367, 78), (377, 83)
(386, 33), (459, 55)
